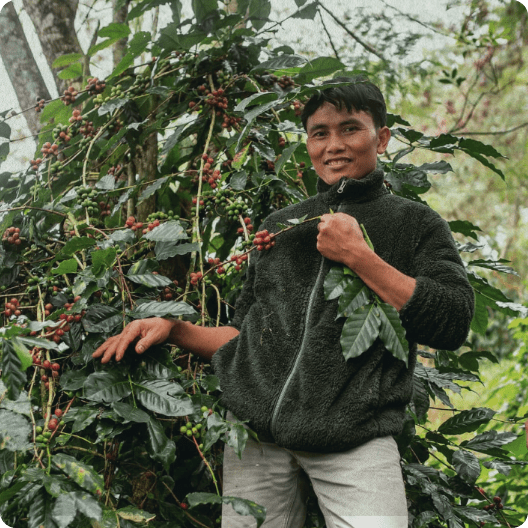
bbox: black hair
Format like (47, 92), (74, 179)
(301, 76), (387, 131)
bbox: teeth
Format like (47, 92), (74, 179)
(326, 159), (350, 166)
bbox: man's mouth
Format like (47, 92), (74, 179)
(324, 158), (352, 167)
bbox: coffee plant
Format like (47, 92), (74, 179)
(0, 1), (527, 527)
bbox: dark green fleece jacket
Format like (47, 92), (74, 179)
(212, 168), (474, 453)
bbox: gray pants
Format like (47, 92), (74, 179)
(222, 428), (408, 528)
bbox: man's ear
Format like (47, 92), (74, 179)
(377, 126), (391, 154)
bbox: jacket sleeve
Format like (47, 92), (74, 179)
(399, 213), (474, 351)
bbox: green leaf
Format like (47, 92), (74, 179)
(232, 143), (251, 170)
(337, 280), (370, 318)
(129, 300), (196, 318)
(295, 57), (345, 84)
(468, 258), (518, 276)
(292, 2), (318, 19)
(67, 406), (99, 434)
(91, 247), (117, 276)
(139, 177), (168, 202)
(127, 271), (173, 287)
(155, 241), (199, 260)
(135, 379), (193, 416)
(452, 449), (480, 483)
(88, 37), (123, 56)
(144, 220), (188, 242)
(108, 31), (151, 79)
(82, 305), (122, 333)
(97, 97), (129, 116)
(84, 371), (132, 403)
(448, 220), (481, 240)
(458, 137), (506, 159)
(0, 380), (30, 416)
(28, 489), (58, 528)
(470, 293), (488, 335)
(99, 22), (131, 39)
(482, 459), (511, 476)
(340, 304), (381, 362)
(0, 339), (27, 400)
(187, 492), (266, 527)
(128, 0), (174, 21)
(59, 237), (97, 256)
(51, 493), (77, 528)
(323, 266), (346, 300)
(146, 415), (177, 469)
(414, 161), (453, 174)
(275, 141), (300, 175)
(251, 55), (307, 72)
(377, 303), (409, 367)
(0, 121), (10, 140)
(0, 409), (31, 452)
(51, 258), (78, 275)
(226, 423), (249, 459)
(438, 407), (496, 435)
(57, 62), (83, 80)
(116, 506), (156, 524)
(462, 430), (518, 453)
(192, 0), (218, 23)
(53, 454), (105, 496)
(112, 402), (150, 423)
(52, 53), (83, 68)
(234, 91), (277, 112)
(246, 0), (271, 30)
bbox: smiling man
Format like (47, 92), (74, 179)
(93, 77), (474, 528)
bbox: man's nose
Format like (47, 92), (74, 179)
(326, 133), (345, 152)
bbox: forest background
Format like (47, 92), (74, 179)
(1, 0), (528, 527)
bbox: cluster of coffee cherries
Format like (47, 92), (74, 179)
(253, 229), (275, 251)
(221, 114), (242, 131)
(180, 417), (204, 447)
(161, 280), (180, 301)
(146, 210), (180, 223)
(98, 201), (112, 218)
(236, 216), (254, 236)
(292, 99), (304, 116)
(29, 157), (43, 171)
(207, 257), (225, 275)
(229, 253), (249, 271)
(226, 197), (249, 221)
(76, 186), (100, 213)
(198, 154), (222, 188)
(483, 495), (504, 513)
(27, 275), (68, 297)
(125, 216), (144, 232)
(52, 123), (71, 144)
(130, 72), (151, 95)
(61, 85), (78, 105)
(189, 271), (203, 286)
(94, 84), (124, 106)
(108, 164), (123, 180)
(86, 77), (106, 95)
(41, 142), (60, 158)
(69, 109), (83, 125)
(35, 98), (46, 113)
(4, 297), (22, 317)
(34, 407), (65, 447)
(2, 226), (21, 246)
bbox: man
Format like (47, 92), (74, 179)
(93, 78), (474, 528)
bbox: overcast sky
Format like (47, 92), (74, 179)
(0, 0), (520, 172)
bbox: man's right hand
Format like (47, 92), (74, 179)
(92, 318), (175, 364)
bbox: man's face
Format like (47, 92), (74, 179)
(305, 102), (391, 186)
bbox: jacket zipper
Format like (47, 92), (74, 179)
(270, 255), (327, 439)
(337, 179), (347, 193)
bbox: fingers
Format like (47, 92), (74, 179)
(92, 322), (142, 364)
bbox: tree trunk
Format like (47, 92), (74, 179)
(0, 1), (51, 136)
(112, 0), (129, 67)
(20, 0), (83, 94)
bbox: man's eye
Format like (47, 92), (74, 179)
(344, 126), (358, 132)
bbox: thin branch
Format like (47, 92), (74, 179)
(460, 121), (528, 136)
(317, 1), (386, 62)
(318, 10), (341, 62)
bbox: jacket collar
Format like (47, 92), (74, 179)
(316, 168), (387, 204)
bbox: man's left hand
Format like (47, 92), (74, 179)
(316, 213), (371, 268)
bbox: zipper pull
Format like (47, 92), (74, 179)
(337, 179), (347, 193)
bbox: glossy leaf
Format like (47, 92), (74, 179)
(1, 339), (27, 399)
(226, 423), (249, 459)
(337, 280), (370, 318)
(127, 271), (173, 287)
(53, 454), (104, 496)
(452, 449), (480, 483)
(135, 379), (193, 416)
(129, 300), (196, 318)
(82, 305), (122, 333)
(113, 401), (150, 423)
(146, 415), (176, 468)
(0, 409), (31, 452)
(340, 304), (381, 361)
(438, 407), (496, 435)
(323, 266), (347, 300)
(84, 371), (132, 403)
(377, 303), (409, 366)
(144, 220), (188, 242)
(155, 241), (199, 260)
(462, 430), (518, 453)
(28, 489), (58, 528)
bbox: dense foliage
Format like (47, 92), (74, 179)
(0, 1), (527, 527)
